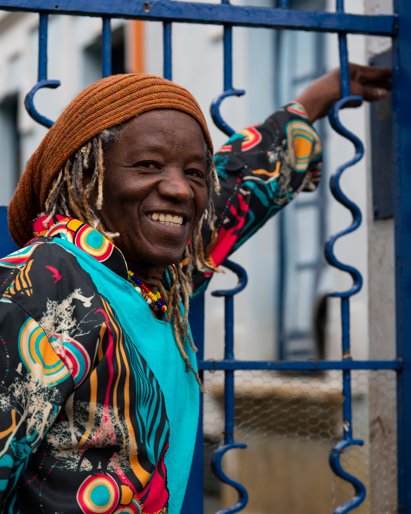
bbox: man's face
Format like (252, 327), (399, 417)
(95, 109), (208, 267)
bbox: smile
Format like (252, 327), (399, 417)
(147, 212), (184, 228)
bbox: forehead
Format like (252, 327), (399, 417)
(119, 109), (206, 150)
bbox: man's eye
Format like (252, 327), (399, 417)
(137, 161), (160, 170)
(185, 169), (205, 179)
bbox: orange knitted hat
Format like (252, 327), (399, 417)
(8, 74), (213, 248)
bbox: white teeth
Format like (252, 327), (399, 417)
(148, 212), (184, 227)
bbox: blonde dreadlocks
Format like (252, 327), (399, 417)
(41, 124), (220, 393)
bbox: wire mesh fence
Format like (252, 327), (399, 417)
(203, 369), (397, 514)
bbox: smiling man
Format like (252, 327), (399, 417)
(0, 67), (390, 514)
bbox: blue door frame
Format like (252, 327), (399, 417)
(0, 1), (408, 512)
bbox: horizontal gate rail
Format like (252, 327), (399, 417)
(198, 359), (401, 371)
(0, 2), (397, 36)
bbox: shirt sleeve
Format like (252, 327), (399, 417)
(0, 238), (108, 508)
(192, 102), (323, 295)
(0, 272), (74, 507)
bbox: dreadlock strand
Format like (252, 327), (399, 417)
(64, 160), (86, 222)
(96, 137), (104, 210)
(173, 323), (207, 393)
(45, 169), (63, 212)
(43, 203), (57, 230)
(82, 141), (92, 169)
(70, 152), (84, 206)
(164, 266), (178, 322)
(85, 140), (100, 197)
(212, 163), (220, 195)
(177, 265), (197, 354)
(158, 282), (169, 304)
(58, 175), (71, 217)
(165, 265), (179, 323)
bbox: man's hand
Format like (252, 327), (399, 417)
(294, 63), (392, 124)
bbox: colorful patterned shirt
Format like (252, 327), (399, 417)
(0, 103), (321, 514)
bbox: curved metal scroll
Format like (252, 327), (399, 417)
(329, 439), (366, 514)
(211, 443), (248, 514)
(324, 95), (364, 298)
(210, 89), (246, 137)
(24, 79), (61, 128)
(325, 95), (366, 513)
(211, 258), (248, 297)
(211, 260), (248, 514)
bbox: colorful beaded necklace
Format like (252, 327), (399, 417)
(128, 271), (168, 313)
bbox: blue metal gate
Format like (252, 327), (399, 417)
(0, 0), (408, 512)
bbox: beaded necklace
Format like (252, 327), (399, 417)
(128, 271), (168, 313)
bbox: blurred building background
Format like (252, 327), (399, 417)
(0, 0), (396, 512)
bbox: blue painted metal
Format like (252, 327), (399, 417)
(163, 22), (172, 81)
(0, 208), (19, 257)
(24, 13), (60, 128)
(210, 88), (245, 137)
(392, 0), (411, 510)
(211, 444), (248, 514)
(329, 439), (366, 514)
(24, 79), (60, 128)
(210, 260), (248, 514)
(323, 22), (366, 513)
(197, 359), (401, 371)
(325, 96), (364, 298)
(102, 17), (112, 77)
(210, 20), (245, 136)
(0, 2), (397, 35)
(38, 12), (48, 80)
(182, 293), (205, 514)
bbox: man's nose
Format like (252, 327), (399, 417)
(157, 167), (193, 202)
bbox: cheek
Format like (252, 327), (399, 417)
(195, 187), (209, 218)
(105, 178), (146, 212)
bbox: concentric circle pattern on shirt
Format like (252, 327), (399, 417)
(77, 474), (120, 514)
(75, 225), (113, 262)
(18, 318), (70, 386)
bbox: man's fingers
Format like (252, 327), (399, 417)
(360, 85), (389, 102)
(350, 63), (392, 84)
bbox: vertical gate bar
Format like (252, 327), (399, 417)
(102, 17), (112, 78)
(223, 25), (233, 91)
(278, 211), (286, 360)
(163, 22), (172, 81)
(336, 0), (350, 98)
(224, 295), (235, 445)
(336, 0), (344, 12)
(336, 0), (354, 445)
(38, 13), (48, 81)
(182, 293), (205, 514)
(221, 0), (232, 93)
(341, 297), (353, 440)
(210, 0), (244, 493)
(392, 0), (411, 510)
(338, 34), (350, 97)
